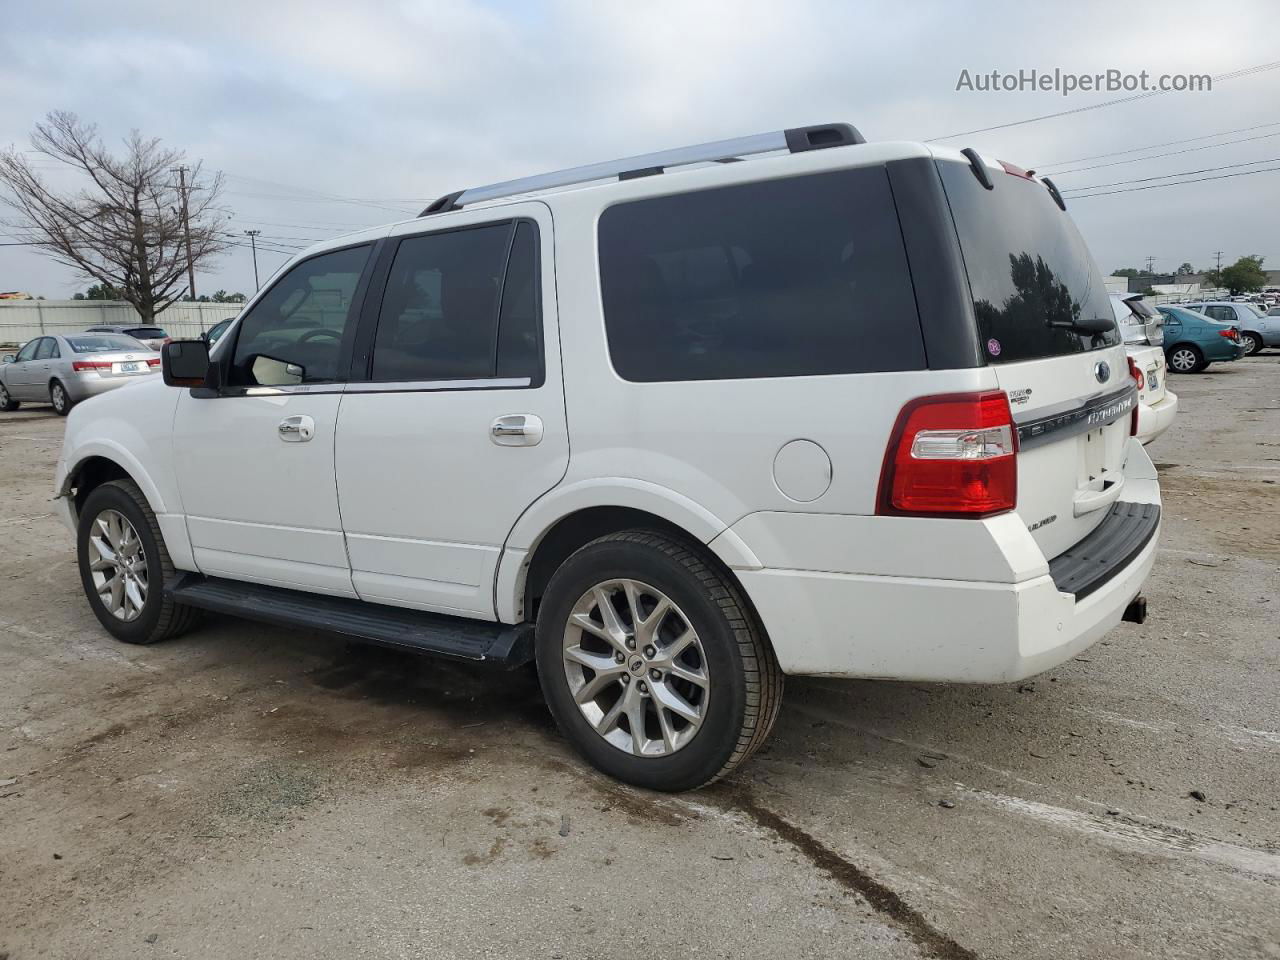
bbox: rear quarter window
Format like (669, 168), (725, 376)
(598, 168), (925, 382)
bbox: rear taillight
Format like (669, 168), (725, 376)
(1127, 356), (1144, 390)
(72, 360), (112, 372)
(1219, 329), (1238, 340)
(1127, 358), (1142, 436)
(147, 358), (160, 367)
(877, 391), (1018, 517)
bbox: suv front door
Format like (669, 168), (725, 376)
(334, 206), (568, 618)
(172, 242), (377, 595)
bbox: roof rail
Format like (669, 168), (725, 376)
(418, 122), (865, 216)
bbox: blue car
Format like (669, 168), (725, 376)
(1156, 306), (1248, 373)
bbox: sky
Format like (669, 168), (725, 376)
(2, 0), (1279, 299)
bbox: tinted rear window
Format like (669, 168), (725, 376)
(125, 327), (166, 339)
(598, 168), (925, 382)
(937, 161), (1119, 364)
(67, 335), (143, 353)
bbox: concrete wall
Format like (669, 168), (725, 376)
(0, 301), (241, 346)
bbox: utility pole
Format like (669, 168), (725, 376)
(1213, 250), (1223, 272)
(1144, 255), (1157, 275)
(173, 165), (196, 300)
(244, 230), (261, 290)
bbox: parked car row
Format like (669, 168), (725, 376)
(0, 319), (242, 414)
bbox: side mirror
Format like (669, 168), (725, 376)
(1, 355), (14, 364)
(162, 339), (211, 388)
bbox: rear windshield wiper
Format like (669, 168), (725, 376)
(1047, 315), (1115, 334)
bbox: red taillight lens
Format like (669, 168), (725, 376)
(877, 391), (1018, 517)
(1127, 356), (1144, 390)
(72, 360), (112, 372)
(1218, 329), (1237, 339)
(147, 357), (160, 367)
(1127, 358), (1142, 436)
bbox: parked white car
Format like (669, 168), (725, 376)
(1110, 294), (1177, 445)
(54, 125), (1160, 791)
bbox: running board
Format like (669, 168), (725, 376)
(166, 574), (533, 668)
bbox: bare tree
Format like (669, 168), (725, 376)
(0, 111), (229, 321)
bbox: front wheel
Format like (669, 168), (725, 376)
(1166, 345), (1204, 374)
(0, 383), (18, 412)
(1245, 332), (1264, 355)
(77, 479), (201, 644)
(50, 379), (73, 416)
(535, 530), (783, 791)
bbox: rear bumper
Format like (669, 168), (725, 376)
(723, 440), (1162, 684)
(65, 372), (157, 402)
(1135, 390), (1177, 445)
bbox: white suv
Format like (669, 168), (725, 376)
(54, 124), (1161, 791)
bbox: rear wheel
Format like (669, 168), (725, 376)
(1166, 344), (1204, 374)
(50, 379), (73, 416)
(535, 530), (782, 791)
(77, 479), (201, 644)
(0, 383), (18, 412)
(1244, 332), (1264, 355)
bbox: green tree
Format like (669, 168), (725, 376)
(82, 282), (122, 300)
(1219, 255), (1267, 295)
(1175, 262), (1195, 276)
(1111, 267), (1141, 278)
(211, 289), (246, 303)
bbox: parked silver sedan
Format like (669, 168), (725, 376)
(0, 333), (160, 416)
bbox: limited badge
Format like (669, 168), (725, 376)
(987, 338), (1002, 357)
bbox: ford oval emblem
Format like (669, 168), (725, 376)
(1094, 361), (1110, 383)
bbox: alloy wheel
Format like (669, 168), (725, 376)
(87, 509), (149, 621)
(51, 382), (67, 412)
(561, 579), (709, 757)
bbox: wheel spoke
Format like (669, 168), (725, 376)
(650, 679), (700, 725)
(89, 554), (116, 573)
(662, 628), (696, 661)
(565, 644), (619, 674)
(594, 692), (626, 735)
(669, 661), (708, 688)
(124, 578), (146, 614)
(593, 586), (631, 646)
(108, 573), (124, 613)
(625, 685), (649, 755)
(636, 596), (671, 645)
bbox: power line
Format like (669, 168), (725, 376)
(930, 60), (1280, 140)
(1036, 120), (1280, 169)
(1066, 164), (1280, 199)
(1061, 155), (1280, 193)
(1046, 130), (1280, 177)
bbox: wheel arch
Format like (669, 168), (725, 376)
(496, 480), (762, 624)
(60, 447), (167, 524)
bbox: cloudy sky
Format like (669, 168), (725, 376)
(3, 0), (1278, 299)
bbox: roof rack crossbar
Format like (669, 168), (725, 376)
(419, 122), (864, 215)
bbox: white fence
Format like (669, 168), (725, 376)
(0, 301), (241, 346)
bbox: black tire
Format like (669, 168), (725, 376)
(535, 530), (783, 791)
(1166, 344), (1205, 374)
(1244, 332), (1264, 355)
(50, 379), (73, 416)
(76, 479), (201, 645)
(0, 382), (18, 412)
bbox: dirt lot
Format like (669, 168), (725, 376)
(1, 356), (1277, 960)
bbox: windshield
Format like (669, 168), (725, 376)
(937, 160), (1119, 364)
(1240, 303), (1265, 318)
(66, 335), (146, 353)
(124, 327), (167, 338)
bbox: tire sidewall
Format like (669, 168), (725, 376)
(0, 383), (14, 411)
(77, 484), (166, 642)
(1247, 333), (1263, 355)
(535, 537), (749, 791)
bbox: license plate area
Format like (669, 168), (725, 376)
(1077, 427), (1111, 491)
(113, 361), (142, 374)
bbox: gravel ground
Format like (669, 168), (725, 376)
(0, 355), (1277, 960)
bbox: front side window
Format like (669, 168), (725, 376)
(231, 245), (371, 386)
(370, 220), (542, 383)
(599, 169), (924, 382)
(15, 340), (39, 362)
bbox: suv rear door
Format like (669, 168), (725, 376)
(936, 154), (1133, 559)
(333, 204), (567, 619)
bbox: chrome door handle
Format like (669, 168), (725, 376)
(490, 414), (544, 446)
(278, 415), (315, 442)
